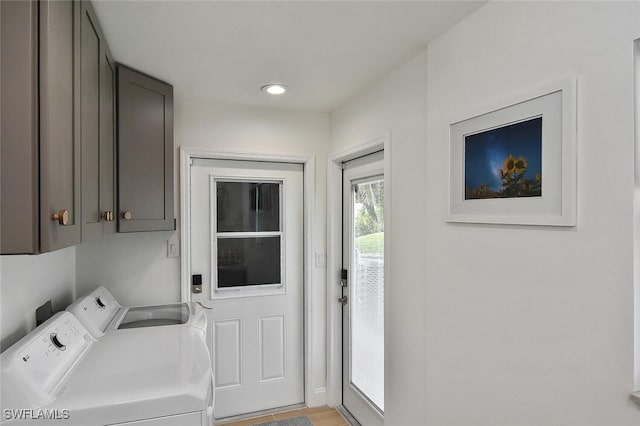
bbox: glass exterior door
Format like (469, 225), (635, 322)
(342, 152), (384, 426)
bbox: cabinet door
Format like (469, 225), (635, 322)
(100, 43), (116, 236)
(39, 0), (81, 252)
(0, 0), (39, 254)
(80, 1), (102, 241)
(117, 66), (175, 232)
(80, 1), (115, 241)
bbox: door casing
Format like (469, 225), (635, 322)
(326, 132), (392, 408)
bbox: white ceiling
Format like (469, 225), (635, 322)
(92, 1), (485, 112)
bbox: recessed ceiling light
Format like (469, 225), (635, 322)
(261, 84), (288, 95)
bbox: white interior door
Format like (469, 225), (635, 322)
(342, 152), (384, 426)
(190, 158), (304, 419)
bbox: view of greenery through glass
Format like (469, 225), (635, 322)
(351, 178), (384, 411)
(354, 180), (384, 254)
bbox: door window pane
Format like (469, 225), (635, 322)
(351, 179), (384, 411)
(217, 182), (280, 232)
(217, 237), (281, 287)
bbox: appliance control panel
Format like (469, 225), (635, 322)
(4, 312), (93, 395)
(66, 286), (121, 338)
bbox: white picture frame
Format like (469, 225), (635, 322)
(447, 79), (577, 226)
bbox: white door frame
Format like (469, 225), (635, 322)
(326, 131), (391, 407)
(179, 147), (318, 406)
(633, 37), (640, 392)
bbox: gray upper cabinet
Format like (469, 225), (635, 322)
(117, 66), (175, 232)
(39, 0), (82, 253)
(1, 0), (81, 254)
(1, 0), (115, 255)
(1, 0), (39, 254)
(80, 0), (116, 242)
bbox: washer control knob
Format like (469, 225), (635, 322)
(50, 333), (66, 351)
(95, 297), (106, 308)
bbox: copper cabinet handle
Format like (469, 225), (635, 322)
(123, 211), (133, 220)
(52, 209), (69, 225)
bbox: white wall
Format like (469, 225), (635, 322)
(0, 247), (76, 351)
(332, 2), (640, 425)
(425, 2), (640, 426)
(331, 51), (429, 425)
(76, 100), (331, 401)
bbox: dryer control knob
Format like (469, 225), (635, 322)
(50, 333), (66, 351)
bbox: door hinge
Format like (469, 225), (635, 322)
(338, 295), (348, 306)
(341, 269), (348, 287)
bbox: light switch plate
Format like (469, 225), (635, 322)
(167, 234), (180, 258)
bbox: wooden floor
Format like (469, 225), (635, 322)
(218, 406), (348, 426)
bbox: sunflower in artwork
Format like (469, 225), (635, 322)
(496, 153), (540, 198)
(468, 152), (541, 198)
(502, 155), (516, 175)
(514, 157), (527, 174)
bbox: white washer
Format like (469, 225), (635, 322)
(66, 286), (207, 339)
(0, 312), (213, 425)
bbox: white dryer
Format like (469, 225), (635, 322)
(0, 311), (213, 425)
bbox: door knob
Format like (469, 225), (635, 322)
(122, 211), (133, 220)
(52, 209), (69, 225)
(102, 211), (114, 221)
(338, 296), (348, 306)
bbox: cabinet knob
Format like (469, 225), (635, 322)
(52, 209), (69, 225)
(102, 211), (114, 221)
(123, 211), (133, 220)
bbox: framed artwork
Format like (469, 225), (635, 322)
(447, 79), (577, 226)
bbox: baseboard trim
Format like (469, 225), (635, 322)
(305, 387), (328, 407)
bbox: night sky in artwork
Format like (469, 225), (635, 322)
(464, 117), (542, 192)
